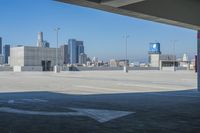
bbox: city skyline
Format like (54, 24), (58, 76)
(0, 0), (197, 62)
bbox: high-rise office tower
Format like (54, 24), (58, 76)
(3, 44), (10, 64)
(76, 41), (84, 63)
(68, 39), (77, 64)
(37, 32), (43, 47)
(0, 37), (2, 55)
(68, 39), (85, 64)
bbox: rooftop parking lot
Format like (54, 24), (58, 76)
(0, 70), (199, 133)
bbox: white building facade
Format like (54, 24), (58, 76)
(10, 46), (64, 71)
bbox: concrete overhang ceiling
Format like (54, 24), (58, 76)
(57, 0), (200, 30)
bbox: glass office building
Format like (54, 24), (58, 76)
(68, 39), (85, 64)
(3, 44), (10, 64)
(0, 37), (2, 55)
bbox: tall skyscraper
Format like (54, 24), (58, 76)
(68, 39), (85, 64)
(37, 32), (43, 47)
(68, 39), (77, 64)
(0, 37), (2, 55)
(3, 44), (10, 64)
(37, 32), (50, 48)
(76, 41), (84, 62)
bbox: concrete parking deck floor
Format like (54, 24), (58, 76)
(0, 70), (199, 133)
(0, 70), (196, 94)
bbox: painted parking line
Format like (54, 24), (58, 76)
(0, 107), (134, 123)
(21, 99), (48, 103)
(74, 85), (123, 92)
(147, 92), (200, 98)
(117, 83), (171, 89)
(0, 99), (48, 104)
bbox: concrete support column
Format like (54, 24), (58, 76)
(197, 30), (200, 91)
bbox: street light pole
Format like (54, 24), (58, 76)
(54, 28), (60, 73)
(126, 34), (128, 65)
(171, 40), (177, 71)
(124, 33), (129, 73)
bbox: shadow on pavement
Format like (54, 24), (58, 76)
(0, 89), (200, 133)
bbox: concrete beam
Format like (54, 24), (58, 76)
(101, 0), (145, 7)
(56, 0), (200, 30)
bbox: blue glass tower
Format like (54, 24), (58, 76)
(68, 39), (77, 64)
(0, 37), (2, 55)
(68, 39), (85, 64)
(3, 44), (10, 64)
(76, 41), (84, 63)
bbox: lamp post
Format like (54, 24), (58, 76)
(124, 33), (129, 73)
(171, 40), (177, 71)
(54, 28), (60, 73)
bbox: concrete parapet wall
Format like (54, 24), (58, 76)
(13, 66), (42, 72)
(161, 67), (175, 71)
(63, 66), (160, 71)
(0, 66), (13, 71)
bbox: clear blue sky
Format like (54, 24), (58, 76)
(0, 0), (197, 62)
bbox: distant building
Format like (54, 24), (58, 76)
(43, 41), (50, 48)
(159, 54), (178, 70)
(92, 57), (101, 67)
(109, 59), (129, 67)
(148, 42), (161, 67)
(0, 37), (2, 55)
(92, 57), (98, 63)
(140, 63), (148, 67)
(3, 45), (10, 64)
(0, 55), (3, 65)
(98, 61), (104, 66)
(130, 62), (140, 67)
(150, 54), (177, 69)
(118, 60), (129, 67)
(149, 54), (160, 67)
(77, 41), (84, 62)
(68, 39), (77, 64)
(60, 44), (69, 64)
(37, 32), (43, 47)
(10, 46), (64, 71)
(160, 54), (176, 61)
(37, 32), (50, 48)
(86, 57), (92, 66)
(79, 53), (87, 65)
(182, 53), (189, 62)
(17, 45), (24, 47)
(68, 39), (85, 64)
(179, 53), (190, 68)
(109, 59), (118, 67)
(148, 42), (179, 69)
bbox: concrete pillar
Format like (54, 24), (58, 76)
(197, 30), (200, 91)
